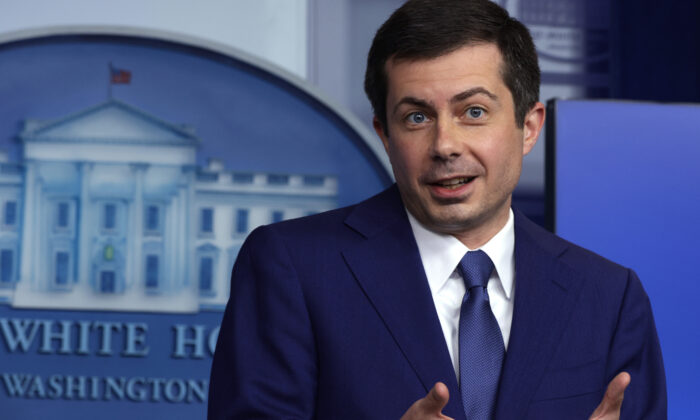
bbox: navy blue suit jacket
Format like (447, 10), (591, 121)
(209, 186), (666, 419)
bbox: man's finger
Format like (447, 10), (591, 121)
(422, 382), (450, 413)
(605, 372), (631, 406)
(589, 372), (631, 419)
(401, 382), (452, 420)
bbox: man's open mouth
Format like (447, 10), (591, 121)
(432, 177), (476, 189)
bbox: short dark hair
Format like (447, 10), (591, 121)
(364, 0), (540, 131)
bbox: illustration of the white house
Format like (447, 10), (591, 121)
(0, 100), (337, 312)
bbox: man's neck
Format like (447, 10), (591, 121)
(449, 206), (511, 249)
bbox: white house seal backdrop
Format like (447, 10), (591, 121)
(0, 34), (390, 420)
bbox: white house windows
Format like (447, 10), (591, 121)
(57, 203), (69, 228)
(143, 216), (164, 294)
(100, 270), (116, 293)
(197, 172), (219, 182)
(146, 206), (158, 230)
(3, 200), (17, 229)
(303, 175), (325, 186)
(142, 241), (163, 292)
(199, 257), (213, 292)
(200, 208), (214, 235)
(232, 173), (254, 184)
(104, 203), (116, 230)
(271, 210), (284, 223)
(0, 248), (14, 286)
(0, 194), (20, 287)
(53, 250), (71, 288)
(91, 240), (124, 295)
(234, 209), (248, 235)
(196, 244), (219, 296)
(6, 97), (339, 313)
(144, 204), (163, 235)
(100, 201), (126, 235)
(54, 200), (75, 233)
(50, 199), (76, 290)
(145, 255), (159, 289)
(267, 174), (289, 185)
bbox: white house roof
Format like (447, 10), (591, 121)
(19, 99), (200, 147)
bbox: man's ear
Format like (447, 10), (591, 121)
(522, 102), (545, 156)
(373, 116), (390, 153)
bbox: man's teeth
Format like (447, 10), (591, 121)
(438, 177), (473, 187)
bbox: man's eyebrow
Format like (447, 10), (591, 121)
(392, 97), (434, 116)
(450, 87), (498, 103)
(392, 88), (498, 116)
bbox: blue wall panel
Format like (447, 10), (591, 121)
(551, 99), (700, 418)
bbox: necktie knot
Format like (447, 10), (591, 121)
(457, 250), (494, 290)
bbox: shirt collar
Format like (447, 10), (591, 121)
(407, 209), (515, 299)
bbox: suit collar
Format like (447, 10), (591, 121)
(343, 184), (405, 238)
(342, 185), (467, 419)
(407, 208), (516, 300)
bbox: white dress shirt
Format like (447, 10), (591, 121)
(407, 209), (515, 378)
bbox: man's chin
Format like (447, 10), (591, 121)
(417, 210), (481, 235)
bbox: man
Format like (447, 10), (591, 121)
(208, 1), (666, 419)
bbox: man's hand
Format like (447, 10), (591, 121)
(400, 382), (454, 420)
(401, 372), (630, 420)
(588, 372), (631, 420)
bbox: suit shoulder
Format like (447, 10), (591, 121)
(242, 202), (360, 255)
(251, 185), (401, 243)
(516, 212), (631, 280)
(270, 204), (355, 238)
(559, 234), (629, 278)
(515, 214), (643, 319)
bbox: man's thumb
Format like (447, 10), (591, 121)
(424, 382), (450, 413)
(589, 372), (631, 419)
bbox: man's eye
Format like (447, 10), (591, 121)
(407, 112), (428, 124)
(466, 107), (485, 119)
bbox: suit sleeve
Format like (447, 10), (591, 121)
(606, 269), (667, 419)
(208, 226), (317, 419)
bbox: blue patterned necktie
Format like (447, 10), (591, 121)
(457, 250), (504, 420)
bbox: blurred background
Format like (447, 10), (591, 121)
(0, 1), (697, 419)
(1, 0), (698, 224)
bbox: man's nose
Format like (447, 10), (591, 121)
(430, 119), (463, 160)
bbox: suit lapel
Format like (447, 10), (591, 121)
(495, 212), (585, 419)
(341, 186), (465, 419)
(340, 190), (587, 419)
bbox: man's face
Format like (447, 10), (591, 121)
(375, 43), (544, 247)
